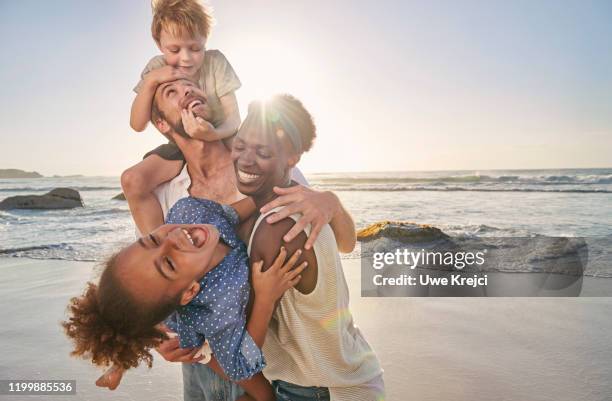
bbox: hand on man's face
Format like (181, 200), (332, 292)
(181, 107), (216, 139)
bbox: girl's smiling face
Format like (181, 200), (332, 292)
(114, 224), (227, 307)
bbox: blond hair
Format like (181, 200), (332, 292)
(151, 0), (214, 43)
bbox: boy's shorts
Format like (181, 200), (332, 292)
(143, 142), (185, 161)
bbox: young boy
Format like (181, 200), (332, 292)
(123, 0), (241, 234)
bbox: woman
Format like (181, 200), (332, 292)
(231, 94), (385, 401)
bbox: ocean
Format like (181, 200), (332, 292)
(1, 168), (611, 264)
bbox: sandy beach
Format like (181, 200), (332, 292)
(1, 257), (611, 401)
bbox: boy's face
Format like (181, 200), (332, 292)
(157, 28), (206, 76)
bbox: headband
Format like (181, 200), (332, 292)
(267, 107), (303, 154)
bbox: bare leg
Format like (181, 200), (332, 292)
(121, 155), (183, 234)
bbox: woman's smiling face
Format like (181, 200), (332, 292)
(231, 122), (294, 198)
(113, 224), (221, 306)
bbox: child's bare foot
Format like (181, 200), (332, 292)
(95, 365), (125, 390)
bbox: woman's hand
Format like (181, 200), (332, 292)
(252, 247), (307, 304)
(260, 186), (341, 249)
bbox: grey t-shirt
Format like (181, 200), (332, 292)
(133, 49), (241, 127)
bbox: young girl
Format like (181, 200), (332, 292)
(63, 196), (306, 401)
(123, 0), (242, 235)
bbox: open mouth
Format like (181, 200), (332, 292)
(237, 169), (262, 184)
(181, 95), (207, 111)
(181, 227), (209, 248)
(188, 99), (204, 109)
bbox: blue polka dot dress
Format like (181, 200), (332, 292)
(164, 197), (265, 381)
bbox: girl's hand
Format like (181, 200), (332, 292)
(181, 108), (216, 140)
(252, 247), (308, 304)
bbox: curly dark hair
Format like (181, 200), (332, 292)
(62, 254), (180, 370)
(244, 94), (317, 154)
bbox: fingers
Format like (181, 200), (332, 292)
(288, 275), (302, 287)
(157, 337), (199, 362)
(267, 203), (300, 224)
(157, 336), (180, 352)
(252, 260), (264, 274)
(269, 247), (288, 271)
(304, 222), (323, 250)
(173, 347), (201, 363)
(181, 109), (190, 128)
(283, 217), (309, 243)
(260, 193), (300, 214)
(251, 260), (264, 280)
(273, 185), (304, 195)
(286, 260), (308, 279)
(284, 261), (308, 289)
(280, 249), (302, 272)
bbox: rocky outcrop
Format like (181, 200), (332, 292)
(112, 192), (126, 201)
(357, 220), (449, 243)
(0, 188), (83, 210)
(0, 169), (43, 178)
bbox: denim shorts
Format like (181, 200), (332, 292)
(272, 380), (330, 401)
(182, 363), (244, 401)
(183, 363), (332, 401)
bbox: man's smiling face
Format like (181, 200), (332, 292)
(153, 79), (212, 138)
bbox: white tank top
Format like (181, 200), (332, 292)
(247, 207), (384, 400)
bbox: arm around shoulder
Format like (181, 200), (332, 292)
(328, 191), (357, 253)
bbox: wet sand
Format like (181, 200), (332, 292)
(0, 257), (610, 401)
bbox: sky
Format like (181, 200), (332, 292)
(0, 0), (611, 176)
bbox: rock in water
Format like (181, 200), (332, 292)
(357, 220), (449, 243)
(112, 192), (126, 201)
(0, 188), (84, 210)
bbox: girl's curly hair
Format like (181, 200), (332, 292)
(62, 253), (179, 370)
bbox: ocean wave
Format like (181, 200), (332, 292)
(0, 243), (74, 255)
(322, 186), (612, 194)
(0, 186), (120, 192)
(78, 208), (130, 217)
(312, 173), (612, 186)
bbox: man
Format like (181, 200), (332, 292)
(102, 78), (357, 400)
